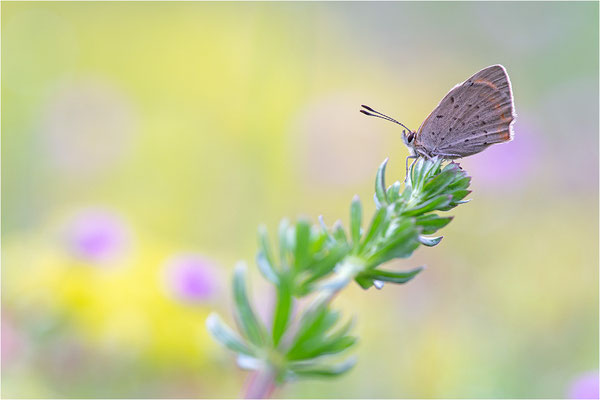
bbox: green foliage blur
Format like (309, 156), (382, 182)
(2, 2), (598, 398)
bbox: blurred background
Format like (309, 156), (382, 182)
(2, 2), (598, 398)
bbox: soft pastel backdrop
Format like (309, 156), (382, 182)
(2, 2), (598, 398)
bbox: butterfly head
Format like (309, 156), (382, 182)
(402, 130), (416, 146)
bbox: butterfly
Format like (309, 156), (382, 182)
(361, 64), (516, 164)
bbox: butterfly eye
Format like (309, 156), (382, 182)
(407, 132), (415, 143)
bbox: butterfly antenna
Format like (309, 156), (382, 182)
(360, 105), (412, 132)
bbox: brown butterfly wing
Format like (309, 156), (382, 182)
(415, 65), (515, 158)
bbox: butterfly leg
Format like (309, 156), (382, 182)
(404, 155), (418, 181)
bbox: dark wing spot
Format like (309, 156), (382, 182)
(481, 121), (486, 125)
(467, 104), (472, 107)
(450, 96), (455, 103)
(441, 137), (445, 140)
(453, 117), (457, 120)
(464, 139), (469, 142)
(454, 104), (459, 109)
(483, 142), (488, 145)
(449, 128), (452, 132)
(461, 121), (465, 126)
(475, 115), (480, 119)
(436, 115), (444, 118)
(475, 105), (480, 109)
(483, 130), (488, 133)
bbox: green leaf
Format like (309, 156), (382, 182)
(294, 317), (357, 360)
(332, 220), (348, 244)
(422, 169), (460, 199)
(355, 275), (374, 289)
(256, 252), (279, 285)
(415, 214), (453, 235)
(278, 218), (291, 268)
(206, 313), (255, 356)
(360, 266), (424, 284)
(294, 218), (311, 272)
(419, 235), (443, 247)
(318, 215), (336, 244)
(386, 181), (402, 203)
(357, 207), (387, 254)
(287, 306), (342, 360)
(451, 189), (472, 202)
(257, 225), (279, 284)
(272, 277), (293, 346)
(402, 195), (453, 216)
(367, 220), (420, 264)
(293, 334), (357, 361)
(375, 158), (389, 207)
(410, 157), (435, 189)
(439, 190), (472, 211)
(309, 226), (327, 254)
(289, 357), (356, 378)
(350, 195), (362, 248)
(298, 245), (349, 294)
(442, 162), (462, 173)
(258, 225), (277, 271)
(233, 263), (267, 347)
(448, 176), (471, 191)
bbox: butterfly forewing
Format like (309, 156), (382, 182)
(416, 65), (515, 158)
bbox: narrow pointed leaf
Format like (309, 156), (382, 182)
(415, 214), (453, 234)
(290, 357), (357, 378)
(272, 277), (293, 346)
(332, 220), (348, 244)
(360, 266), (424, 284)
(318, 215), (336, 243)
(233, 263), (267, 347)
(402, 195), (452, 216)
(298, 245), (350, 293)
(278, 218), (290, 268)
(375, 158), (389, 207)
(386, 181), (402, 203)
(422, 169), (459, 198)
(206, 313), (255, 356)
(256, 252), (279, 285)
(258, 225), (277, 272)
(350, 195), (362, 248)
(355, 275), (373, 289)
(448, 176), (471, 191)
(358, 207), (387, 254)
(294, 219), (311, 271)
(419, 235), (443, 247)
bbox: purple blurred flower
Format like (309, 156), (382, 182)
(459, 117), (542, 190)
(163, 254), (221, 303)
(65, 208), (132, 264)
(568, 371), (600, 399)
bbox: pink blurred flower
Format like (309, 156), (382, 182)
(163, 254), (221, 303)
(459, 117), (542, 190)
(1, 311), (25, 366)
(64, 208), (132, 264)
(568, 371), (600, 399)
